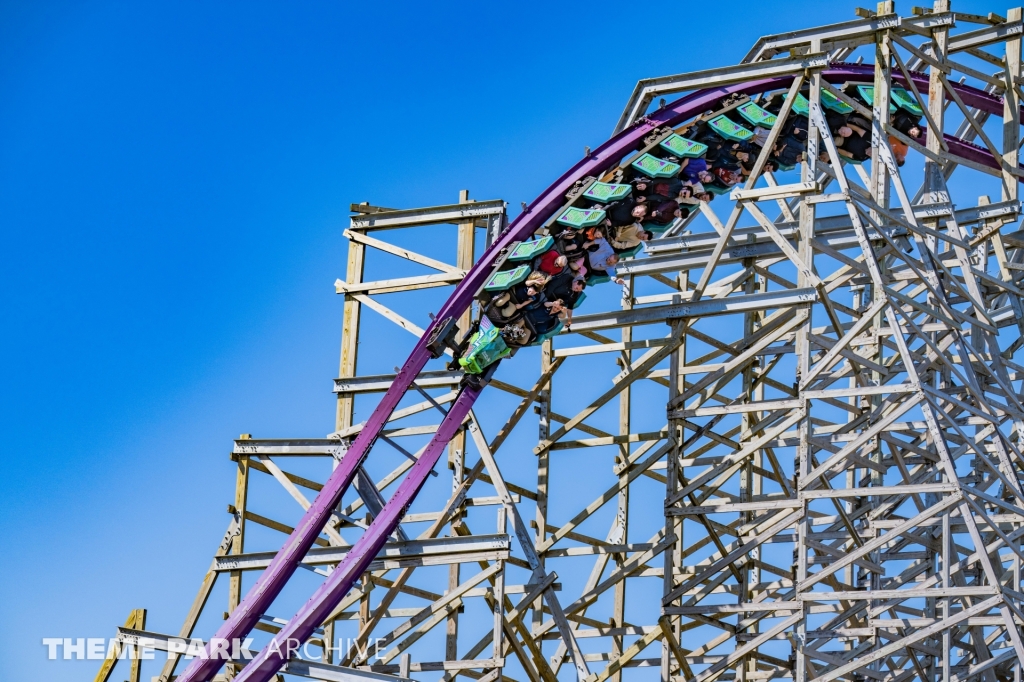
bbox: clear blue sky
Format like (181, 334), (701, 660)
(0, 1), (1003, 680)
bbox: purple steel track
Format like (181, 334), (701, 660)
(177, 63), (1023, 682)
(235, 383), (482, 680)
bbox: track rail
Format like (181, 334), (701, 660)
(178, 62), (1024, 682)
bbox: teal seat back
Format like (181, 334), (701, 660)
(631, 153), (680, 178)
(855, 85), (897, 113)
(659, 134), (707, 159)
(508, 236), (554, 261)
(646, 220), (673, 235)
(891, 87), (923, 116)
(820, 88), (854, 114)
(708, 115), (753, 142)
(615, 243), (643, 258)
(736, 101), (776, 128)
(484, 264), (531, 292)
(532, 320), (564, 346)
(782, 92), (810, 116)
(556, 206), (606, 228)
(583, 182), (631, 203)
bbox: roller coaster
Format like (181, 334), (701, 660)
(95, 4), (1024, 682)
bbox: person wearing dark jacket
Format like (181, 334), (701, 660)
(773, 135), (805, 166)
(837, 117), (871, 161)
(556, 228), (586, 257)
(646, 200), (683, 227)
(604, 196), (648, 227)
(824, 108), (850, 134)
(639, 177), (686, 203)
(782, 114), (810, 143)
(546, 272), (586, 327)
(892, 109), (922, 139)
(525, 299), (563, 335)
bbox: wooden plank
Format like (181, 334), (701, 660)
(349, 200), (505, 230)
(535, 329), (684, 454)
(344, 228), (462, 275)
(336, 236), (365, 431)
(467, 416), (592, 681)
(808, 597), (1002, 682)
(93, 610), (145, 682)
(334, 272), (465, 295)
(257, 455), (347, 546)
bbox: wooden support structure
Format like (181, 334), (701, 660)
(97, 5), (1024, 682)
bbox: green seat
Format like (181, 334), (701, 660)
(855, 85), (897, 113)
(583, 182), (632, 203)
(778, 163), (795, 172)
(508, 236), (554, 261)
(459, 319), (512, 374)
(615, 244), (643, 258)
(705, 183), (732, 195)
(891, 87), (923, 116)
(587, 272), (611, 286)
(736, 101), (776, 128)
(659, 134), (707, 159)
(841, 155), (865, 166)
(782, 92), (810, 117)
(631, 153), (680, 178)
(556, 206), (606, 228)
(709, 115), (753, 142)
(646, 221), (672, 235)
(483, 264), (530, 292)
(572, 292), (586, 309)
(532, 320), (564, 345)
(820, 88), (853, 114)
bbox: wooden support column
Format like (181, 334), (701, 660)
(93, 609), (146, 682)
(794, 39), (821, 682)
(926, 24), (950, 675)
(738, 257), (765, 682)
(227, 449), (249, 615)
(611, 277), (633, 682)
(493, 507), (507, 665)
(868, 9), (894, 677)
(661, 340), (680, 682)
(446, 189), (475, 662)
(534, 338), (553, 632)
(1004, 8), (1022, 205)
(128, 609), (147, 682)
(337, 214), (367, 432)
(1005, 16), (1022, 682)
(942, 510), (951, 682)
(871, 2), (894, 222)
(926, 0), (950, 199)
(339, 207), (368, 658)
(226, 447), (249, 678)
(661, 270), (688, 682)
